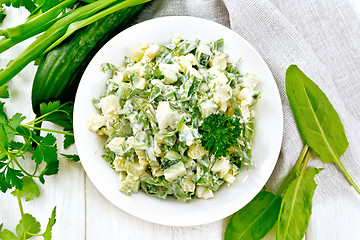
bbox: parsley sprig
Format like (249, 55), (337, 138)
(0, 100), (75, 239)
(0, 100), (74, 192)
(199, 113), (243, 159)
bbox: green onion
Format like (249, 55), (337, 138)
(0, 0), (153, 87)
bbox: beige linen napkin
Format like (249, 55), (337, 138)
(137, 0), (360, 203)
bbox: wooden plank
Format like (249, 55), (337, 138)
(307, 187), (360, 239)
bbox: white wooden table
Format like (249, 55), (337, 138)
(1, 3), (360, 239)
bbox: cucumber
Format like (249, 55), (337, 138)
(31, 4), (145, 115)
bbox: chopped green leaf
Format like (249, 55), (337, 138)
(31, 133), (57, 164)
(140, 175), (168, 199)
(160, 151), (181, 169)
(61, 153), (80, 162)
(176, 40), (196, 55)
(15, 213), (41, 239)
(198, 53), (210, 66)
(42, 207), (56, 240)
(210, 38), (224, 52)
(199, 113), (243, 158)
(11, 177), (40, 202)
(101, 62), (118, 73)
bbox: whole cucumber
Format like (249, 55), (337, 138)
(31, 4), (145, 115)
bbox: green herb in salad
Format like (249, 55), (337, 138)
(88, 36), (260, 201)
(199, 113), (243, 159)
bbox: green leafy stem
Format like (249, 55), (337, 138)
(276, 144), (310, 196)
(0, 165), (57, 240)
(0, 101), (77, 191)
(0, 100), (78, 239)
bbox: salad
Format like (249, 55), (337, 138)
(87, 35), (259, 201)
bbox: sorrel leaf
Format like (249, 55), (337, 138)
(225, 190), (282, 240)
(277, 168), (321, 240)
(285, 65), (360, 194)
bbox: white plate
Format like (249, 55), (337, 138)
(74, 16), (283, 226)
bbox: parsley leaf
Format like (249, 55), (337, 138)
(38, 161), (59, 184)
(63, 134), (74, 149)
(15, 213), (40, 239)
(31, 133), (57, 165)
(39, 101), (74, 148)
(9, 141), (24, 150)
(61, 153), (79, 162)
(2, 123), (16, 145)
(42, 207), (56, 240)
(39, 101), (61, 114)
(9, 113), (26, 130)
(0, 229), (20, 240)
(0, 101), (6, 121)
(2, 0), (37, 13)
(0, 123), (8, 159)
(199, 113), (243, 159)
(0, 170), (12, 192)
(0, 110), (25, 145)
(0, 5), (6, 24)
(11, 177), (40, 202)
(40, 101), (73, 128)
(5, 167), (24, 190)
